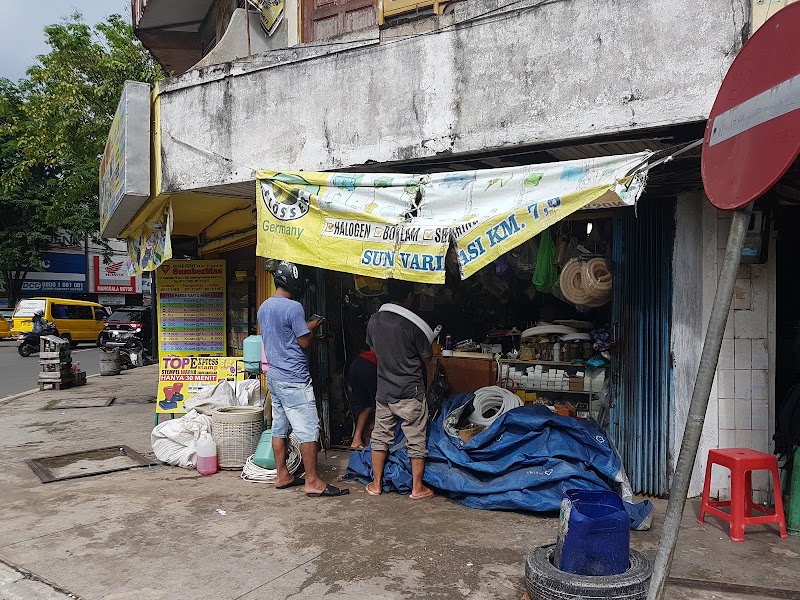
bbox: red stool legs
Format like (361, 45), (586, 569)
(698, 448), (788, 542)
(772, 467), (789, 539)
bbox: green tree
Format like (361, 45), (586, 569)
(0, 79), (56, 306)
(0, 12), (163, 306)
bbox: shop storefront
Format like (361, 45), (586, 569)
(98, 77), (694, 497)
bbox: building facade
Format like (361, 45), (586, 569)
(110, 0), (800, 500)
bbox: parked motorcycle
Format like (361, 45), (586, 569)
(100, 332), (150, 369)
(17, 321), (59, 357)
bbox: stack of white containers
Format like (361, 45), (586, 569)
(584, 369), (606, 392)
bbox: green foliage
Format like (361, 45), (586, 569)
(0, 12), (164, 304)
(0, 78), (55, 303)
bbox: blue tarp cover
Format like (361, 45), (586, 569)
(346, 394), (652, 526)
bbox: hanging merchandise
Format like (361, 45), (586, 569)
(513, 238), (539, 275)
(354, 274), (386, 297)
(532, 229), (558, 293)
(560, 258), (613, 307)
(554, 232), (570, 268)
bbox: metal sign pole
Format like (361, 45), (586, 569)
(646, 203), (753, 600)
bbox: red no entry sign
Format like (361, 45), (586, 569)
(702, 3), (800, 210)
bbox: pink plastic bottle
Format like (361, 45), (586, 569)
(196, 433), (218, 476)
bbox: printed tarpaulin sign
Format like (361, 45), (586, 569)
(157, 356), (242, 414)
(126, 201), (173, 275)
(256, 153), (649, 284)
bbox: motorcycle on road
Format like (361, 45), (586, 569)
(17, 322), (59, 357)
(99, 331), (150, 369)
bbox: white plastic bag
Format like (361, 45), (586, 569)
(151, 409), (213, 468)
(183, 380), (237, 414)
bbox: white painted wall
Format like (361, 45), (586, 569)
(672, 195), (776, 501)
(155, 0), (749, 194)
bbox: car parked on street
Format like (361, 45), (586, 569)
(0, 309), (13, 339)
(97, 306), (152, 351)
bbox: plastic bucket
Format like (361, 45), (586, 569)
(99, 348), (121, 376)
(554, 489), (630, 576)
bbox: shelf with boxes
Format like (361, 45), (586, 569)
(498, 359), (608, 419)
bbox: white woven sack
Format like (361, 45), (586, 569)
(235, 379), (262, 406)
(151, 409), (212, 468)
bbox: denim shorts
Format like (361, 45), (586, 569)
(267, 379), (319, 444)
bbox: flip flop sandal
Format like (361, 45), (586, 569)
(307, 484), (351, 497)
(366, 484), (381, 496)
(275, 476), (305, 490)
(410, 490), (435, 500)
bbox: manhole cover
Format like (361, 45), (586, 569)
(44, 397), (115, 410)
(25, 446), (157, 483)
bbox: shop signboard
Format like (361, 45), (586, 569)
(702, 2), (800, 210)
(21, 252), (86, 294)
(98, 294), (126, 306)
(141, 274), (152, 294)
(92, 255), (140, 294)
(156, 260), (226, 356)
(157, 356), (243, 414)
(256, 152), (649, 284)
(99, 80), (151, 238)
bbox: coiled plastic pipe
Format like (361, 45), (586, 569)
(468, 386), (523, 427)
(240, 433), (303, 484)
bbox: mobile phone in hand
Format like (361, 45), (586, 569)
(311, 314), (325, 321)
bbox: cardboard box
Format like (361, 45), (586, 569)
(458, 425), (485, 443)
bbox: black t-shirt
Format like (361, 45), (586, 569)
(366, 309), (432, 404)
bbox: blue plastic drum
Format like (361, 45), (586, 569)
(554, 489), (630, 576)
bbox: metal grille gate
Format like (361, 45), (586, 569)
(610, 198), (675, 497)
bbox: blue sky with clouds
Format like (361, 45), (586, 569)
(0, 0), (131, 81)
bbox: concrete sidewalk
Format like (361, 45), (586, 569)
(0, 366), (798, 600)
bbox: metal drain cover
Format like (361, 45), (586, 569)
(25, 445), (157, 483)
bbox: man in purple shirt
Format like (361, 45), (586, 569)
(258, 261), (349, 497)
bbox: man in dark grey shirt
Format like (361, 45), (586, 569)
(365, 279), (434, 500)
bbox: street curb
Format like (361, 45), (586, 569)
(0, 373), (101, 407)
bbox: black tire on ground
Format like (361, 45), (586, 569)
(18, 344), (33, 357)
(525, 544), (651, 600)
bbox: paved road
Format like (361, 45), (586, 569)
(0, 339), (101, 398)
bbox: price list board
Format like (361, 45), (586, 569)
(156, 260), (226, 356)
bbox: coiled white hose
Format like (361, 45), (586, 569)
(468, 386), (523, 427)
(240, 433), (303, 484)
(560, 258), (612, 307)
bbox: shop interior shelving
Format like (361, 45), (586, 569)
(499, 358), (607, 396)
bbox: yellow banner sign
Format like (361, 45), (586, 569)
(256, 153), (649, 283)
(157, 356), (243, 414)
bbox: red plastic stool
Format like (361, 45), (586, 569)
(698, 448), (788, 542)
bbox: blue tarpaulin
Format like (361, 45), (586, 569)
(346, 394), (652, 529)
